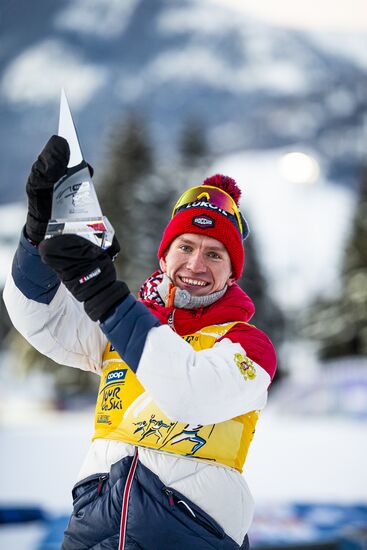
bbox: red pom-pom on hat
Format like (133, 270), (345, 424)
(203, 174), (241, 206)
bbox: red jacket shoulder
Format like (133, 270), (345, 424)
(219, 323), (277, 380)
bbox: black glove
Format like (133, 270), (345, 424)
(26, 135), (70, 243)
(39, 234), (129, 322)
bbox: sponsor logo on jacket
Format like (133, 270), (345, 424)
(106, 369), (128, 385)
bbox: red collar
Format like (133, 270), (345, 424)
(140, 281), (255, 336)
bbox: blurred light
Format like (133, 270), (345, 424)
(279, 151), (320, 184)
(209, 0), (367, 31)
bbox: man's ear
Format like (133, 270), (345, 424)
(227, 275), (236, 287)
(159, 256), (167, 272)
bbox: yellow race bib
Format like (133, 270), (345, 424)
(93, 322), (259, 472)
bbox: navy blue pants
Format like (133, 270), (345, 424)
(62, 453), (250, 549)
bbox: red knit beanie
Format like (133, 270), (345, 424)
(157, 174), (248, 280)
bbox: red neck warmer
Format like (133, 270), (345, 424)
(139, 271), (255, 336)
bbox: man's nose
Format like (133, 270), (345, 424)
(186, 251), (206, 272)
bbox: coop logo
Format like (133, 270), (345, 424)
(106, 369), (127, 385)
(192, 215), (215, 229)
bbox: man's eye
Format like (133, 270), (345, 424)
(208, 251), (220, 259)
(180, 245), (192, 253)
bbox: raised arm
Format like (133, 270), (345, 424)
(3, 137), (107, 374)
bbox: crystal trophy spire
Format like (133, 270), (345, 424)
(45, 89), (114, 250)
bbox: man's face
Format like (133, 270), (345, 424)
(159, 233), (235, 296)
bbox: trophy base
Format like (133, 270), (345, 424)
(45, 216), (115, 250)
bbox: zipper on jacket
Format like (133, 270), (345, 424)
(167, 310), (176, 332)
(97, 474), (109, 495)
(119, 449), (139, 550)
(163, 488), (175, 506)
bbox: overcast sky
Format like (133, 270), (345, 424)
(210, 0), (367, 31)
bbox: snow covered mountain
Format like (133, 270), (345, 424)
(0, 0), (366, 203)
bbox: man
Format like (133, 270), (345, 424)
(4, 136), (276, 549)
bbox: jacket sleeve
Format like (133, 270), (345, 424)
(100, 296), (274, 425)
(3, 229), (107, 374)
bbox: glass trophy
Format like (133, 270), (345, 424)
(45, 89), (114, 250)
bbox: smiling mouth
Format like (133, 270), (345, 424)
(179, 276), (209, 287)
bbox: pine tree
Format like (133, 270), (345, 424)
(179, 118), (209, 169)
(97, 112), (155, 292)
(177, 117), (210, 187)
(307, 166), (367, 358)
